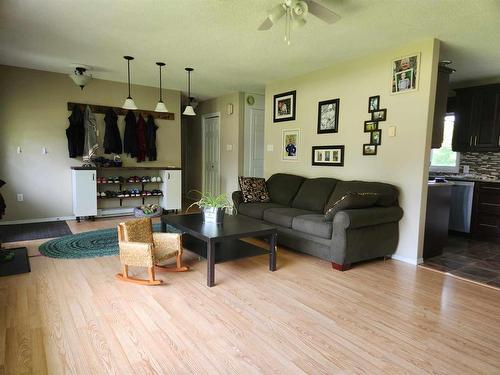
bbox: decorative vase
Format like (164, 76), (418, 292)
(202, 207), (225, 224)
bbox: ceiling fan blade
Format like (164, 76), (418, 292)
(306, 0), (341, 24)
(258, 4), (286, 30)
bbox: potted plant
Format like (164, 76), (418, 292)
(186, 191), (234, 224)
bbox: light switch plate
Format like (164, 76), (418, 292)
(267, 144), (274, 152)
(388, 126), (396, 137)
(17, 146), (22, 154)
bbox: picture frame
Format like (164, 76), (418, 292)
(370, 129), (382, 145)
(273, 90), (296, 122)
(391, 53), (420, 94)
(311, 145), (345, 167)
(282, 129), (300, 161)
(368, 95), (380, 112)
(372, 109), (387, 122)
(364, 120), (378, 132)
(317, 98), (340, 134)
(363, 144), (377, 156)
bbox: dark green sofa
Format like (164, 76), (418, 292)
(232, 173), (403, 270)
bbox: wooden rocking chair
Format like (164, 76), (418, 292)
(116, 218), (188, 285)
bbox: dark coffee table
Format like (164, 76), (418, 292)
(161, 213), (277, 287)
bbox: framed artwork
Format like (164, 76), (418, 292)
(363, 144), (377, 156)
(364, 120), (378, 132)
(312, 145), (345, 167)
(317, 98), (340, 134)
(372, 109), (387, 122)
(368, 95), (380, 112)
(391, 53), (420, 94)
(273, 90), (296, 122)
(370, 129), (382, 145)
(282, 129), (300, 161)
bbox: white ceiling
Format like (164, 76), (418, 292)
(1, 0), (499, 99)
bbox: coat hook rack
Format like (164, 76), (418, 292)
(67, 102), (175, 120)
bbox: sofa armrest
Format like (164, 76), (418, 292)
(232, 191), (244, 210)
(333, 206), (404, 230)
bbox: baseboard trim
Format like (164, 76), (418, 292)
(391, 254), (423, 265)
(0, 216), (76, 225)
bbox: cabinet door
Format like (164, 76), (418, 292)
(161, 170), (182, 210)
(452, 91), (474, 152)
(72, 170), (97, 217)
(471, 88), (500, 151)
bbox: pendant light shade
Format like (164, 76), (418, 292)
(122, 56), (138, 110)
(183, 67), (196, 116)
(154, 62), (168, 112)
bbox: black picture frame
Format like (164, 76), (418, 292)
(371, 108), (387, 122)
(370, 129), (382, 145)
(363, 144), (377, 156)
(273, 90), (296, 123)
(368, 95), (380, 112)
(317, 98), (340, 134)
(311, 145), (345, 166)
(364, 120), (379, 133)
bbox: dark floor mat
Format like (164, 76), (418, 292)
(0, 247), (31, 277)
(0, 221), (72, 242)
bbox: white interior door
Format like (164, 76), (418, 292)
(203, 115), (220, 195)
(249, 108), (264, 177)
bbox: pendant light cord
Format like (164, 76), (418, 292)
(187, 71), (191, 102)
(127, 59), (131, 98)
(159, 65), (163, 101)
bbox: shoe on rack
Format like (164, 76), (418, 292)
(156, 176), (162, 183)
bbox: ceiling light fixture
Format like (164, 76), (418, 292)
(154, 62), (168, 112)
(122, 56), (138, 110)
(183, 67), (196, 116)
(69, 66), (92, 90)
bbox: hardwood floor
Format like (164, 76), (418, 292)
(1, 217), (500, 374)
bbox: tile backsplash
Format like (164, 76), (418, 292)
(460, 152), (500, 179)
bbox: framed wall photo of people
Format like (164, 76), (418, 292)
(370, 129), (382, 145)
(311, 145), (345, 166)
(282, 129), (300, 161)
(364, 120), (378, 132)
(317, 98), (340, 134)
(368, 95), (380, 112)
(363, 144), (377, 156)
(391, 53), (420, 94)
(372, 108), (387, 122)
(273, 90), (296, 122)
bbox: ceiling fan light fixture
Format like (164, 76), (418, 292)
(122, 56), (138, 110)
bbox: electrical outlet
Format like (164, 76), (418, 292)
(17, 194), (24, 202)
(388, 126), (396, 137)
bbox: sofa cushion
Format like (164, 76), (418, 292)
(328, 181), (399, 208)
(238, 202), (286, 220)
(263, 207), (314, 228)
(292, 214), (333, 239)
(266, 174), (305, 206)
(292, 178), (339, 212)
(324, 192), (380, 221)
(238, 176), (270, 203)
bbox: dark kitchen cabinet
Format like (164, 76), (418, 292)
(452, 83), (500, 152)
(471, 182), (500, 243)
(431, 66), (453, 148)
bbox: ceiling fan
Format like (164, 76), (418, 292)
(258, 0), (341, 44)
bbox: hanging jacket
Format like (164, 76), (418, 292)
(123, 110), (137, 157)
(145, 115), (158, 161)
(83, 105), (99, 161)
(103, 108), (122, 154)
(136, 115), (147, 162)
(0, 179), (5, 220)
(66, 105), (85, 158)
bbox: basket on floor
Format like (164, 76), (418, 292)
(133, 206), (163, 218)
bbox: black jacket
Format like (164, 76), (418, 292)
(123, 110), (137, 157)
(145, 115), (158, 161)
(103, 108), (122, 154)
(0, 179), (5, 219)
(66, 106), (85, 158)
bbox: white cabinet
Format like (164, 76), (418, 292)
(72, 169), (97, 219)
(160, 170), (182, 210)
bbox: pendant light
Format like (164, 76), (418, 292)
(122, 56), (138, 110)
(154, 62), (168, 112)
(183, 67), (196, 116)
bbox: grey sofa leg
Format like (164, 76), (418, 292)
(331, 262), (351, 271)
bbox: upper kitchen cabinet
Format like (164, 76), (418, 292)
(452, 83), (500, 152)
(431, 66), (453, 149)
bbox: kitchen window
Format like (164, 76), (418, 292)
(430, 115), (460, 173)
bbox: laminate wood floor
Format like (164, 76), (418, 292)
(1, 217), (499, 374)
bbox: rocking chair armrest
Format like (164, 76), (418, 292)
(153, 232), (182, 255)
(119, 241), (154, 267)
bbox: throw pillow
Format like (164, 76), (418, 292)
(324, 192), (380, 221)
(239, 176), (271, 203)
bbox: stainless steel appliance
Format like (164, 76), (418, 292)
(449, 181), (475, 233)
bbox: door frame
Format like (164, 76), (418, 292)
(201, 112), (221, 195)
